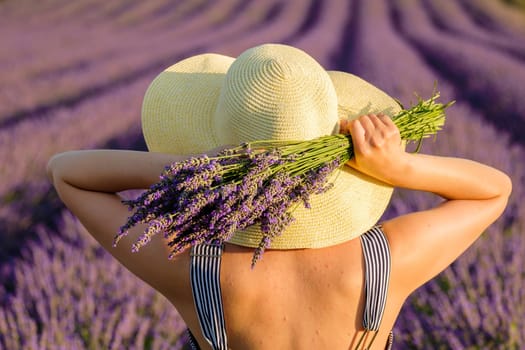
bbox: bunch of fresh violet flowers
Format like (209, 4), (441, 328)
(115, 92), (453, 266)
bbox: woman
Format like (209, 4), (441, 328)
(47, 44), (511, 349)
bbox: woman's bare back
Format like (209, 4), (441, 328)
(164, 237), (404, 350)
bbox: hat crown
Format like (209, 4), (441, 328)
(213, 44), (339, 145)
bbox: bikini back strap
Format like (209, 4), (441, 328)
(190, 243), (228, 350)
(360, 226), (392, 332)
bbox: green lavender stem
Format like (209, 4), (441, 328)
(222, 91), (454, 180)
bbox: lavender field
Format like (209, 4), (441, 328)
(1, 0), (524, 348)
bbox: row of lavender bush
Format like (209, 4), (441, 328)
(421, 0), (525, 61)
(391, 0), (525, 145)
(0, 0), (326, 126)
(457, 0), (525, 38)
(1, 0), (524, 348)
(0, 213), (187, 350)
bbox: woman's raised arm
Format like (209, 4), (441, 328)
(342, 114), (512, 294)
(46, 149), (213, 298)
(47, 150), (188, 192)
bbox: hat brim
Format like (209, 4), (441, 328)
(142, 53), (235, 155)
(141, 52), (401, 249)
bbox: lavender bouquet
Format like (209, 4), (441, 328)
(115, 92), (453, 266)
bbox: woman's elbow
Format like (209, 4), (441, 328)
(491, 172), (513, 220)
(498, 172), (513, 200)
(46, 152), (67, 183)
(46, 155), (57, 183)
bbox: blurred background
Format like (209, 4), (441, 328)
(1, 0), (524, 348)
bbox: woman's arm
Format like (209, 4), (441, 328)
(47, 150), (191, 192)
(342, 115), (512, 294)
(46, 149), (219, 298)
(342, 115), (510, 200)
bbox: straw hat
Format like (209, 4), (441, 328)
(141, 43), (401, 249)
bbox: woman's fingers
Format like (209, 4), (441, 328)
(343, 114), (400, 146)
(345, 113), (403, 170)
(350, 114), (385, 148)
(362, 114), (400, 146)
(348, 118), (366, 145)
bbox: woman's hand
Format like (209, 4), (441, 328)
(340, 114), (406, 185)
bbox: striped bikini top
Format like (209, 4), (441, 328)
(188, 226), (393, 350)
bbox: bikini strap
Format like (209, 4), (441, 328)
(190, 242), (228, 350)
(355, 226), (392, 349)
